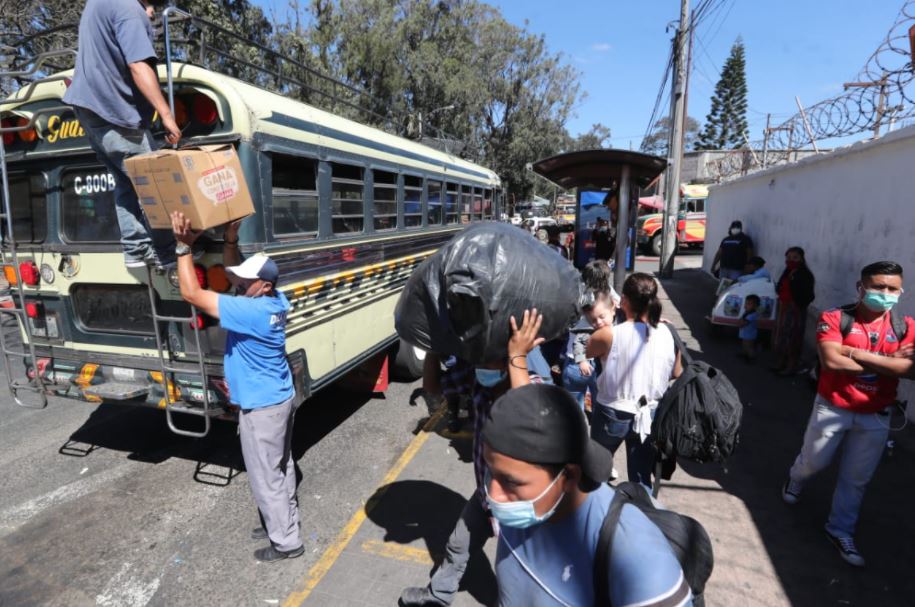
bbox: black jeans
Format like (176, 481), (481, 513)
(590, 406), (658, 488)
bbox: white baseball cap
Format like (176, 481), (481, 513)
(225, 255), (279, 284)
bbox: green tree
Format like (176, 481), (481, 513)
(567, 123), (613, 151)
(641, 115), (700, 156)
(696, 39), (748, 150)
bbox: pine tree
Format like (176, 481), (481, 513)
(697, 39), (748, 150)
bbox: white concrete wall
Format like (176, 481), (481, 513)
(702, 124), (915, 419)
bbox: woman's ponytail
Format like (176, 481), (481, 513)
(622, 272), (663, 330)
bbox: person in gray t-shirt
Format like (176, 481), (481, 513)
(63, 0), (182, 268)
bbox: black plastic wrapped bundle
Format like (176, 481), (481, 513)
(395, 222), (583, 364)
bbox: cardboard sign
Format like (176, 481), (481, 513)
(125, 144), (255, 230)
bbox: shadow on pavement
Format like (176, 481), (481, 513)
(365, 480), (498, 606)
(662, 268), (915, 607)
(58, 385), (373, 484)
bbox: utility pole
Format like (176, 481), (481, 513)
(659, 0), (689, 278)
(761, 113), (771, 168)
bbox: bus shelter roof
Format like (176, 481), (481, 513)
(531, 149), (667, 190)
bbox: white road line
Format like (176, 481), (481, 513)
(0, 465), (130, 536)
(96, 562), (161, 607)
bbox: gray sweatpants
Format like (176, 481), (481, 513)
(239, 396), (302, 551)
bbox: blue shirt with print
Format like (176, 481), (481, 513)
(739, 311), (759, 341)
(63, 0), (158, 128)
(496, 484), (690, 607)
(219, 291), (294, 410)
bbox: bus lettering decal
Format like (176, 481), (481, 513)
(73, 172), (116, 195)
(46, 114), (86, 144)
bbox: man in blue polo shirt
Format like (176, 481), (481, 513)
(170, 212), (302, 563)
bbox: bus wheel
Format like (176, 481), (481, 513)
(392, 339), (426, 381)
(650, 233), (663, 257)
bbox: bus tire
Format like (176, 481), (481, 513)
(392, 339), (426, 381)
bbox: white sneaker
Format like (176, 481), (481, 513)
(782, 479), (802, 505)
(825, 529), (866, 567)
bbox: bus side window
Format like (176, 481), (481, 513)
(427, 180), (443, 226)
(331, 163), (364, 234)
(373, 169), (398, 231)
(483, 188), (493, 219)
(445, 183), (459, 224)
(460, 184), (472, 223)
(403, 175), (423, 229)
(271, 154), (319, 237)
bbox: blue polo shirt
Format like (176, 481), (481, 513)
(496, 484), (691, 606)
(63, 0), (158, 128)
(218, 292), (294, 410)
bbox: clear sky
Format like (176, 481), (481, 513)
(252, 0), (907, 149)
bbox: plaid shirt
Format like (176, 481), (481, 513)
(441, 359), (543, 501)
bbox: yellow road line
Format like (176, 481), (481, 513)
(282, 408), (445, 607)
(360, 539), (434, 566)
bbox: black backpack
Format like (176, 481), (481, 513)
(593, 482), (714, 606)
(650, 326), (743, 464)
(838, 303), (907, 341)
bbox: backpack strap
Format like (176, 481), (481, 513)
(890, 308), (908, 341)
(841, 304), (908, 341)
(593, 488), (630, 607)
(839, 304), (857, 339)
(665, 323), (693, 366)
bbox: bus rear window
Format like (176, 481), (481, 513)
(61, 168), (120, 242)
(3, 174), (47, 243)
(71, 284), (154, 335)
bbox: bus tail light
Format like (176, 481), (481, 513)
(193, 264), (208, 289)
(1, 118), (14, 146)
(206, 264), (230, 293)
(189, 313), (212, 331)
(192, 94), (218, 126)
(19, 261), (39, 286)
(25, 302), (41, 318)
(16, 117), (38, 143)
(174, 97), (190, 128)
(3, 265), (18, 286)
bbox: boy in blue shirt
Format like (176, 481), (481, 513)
(739, 294), (761, 362)
(171, 212), (301, 563)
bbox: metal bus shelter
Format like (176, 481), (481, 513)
(531, 149), (666, 291)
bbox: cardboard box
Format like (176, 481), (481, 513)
(125, 144), (255, 230)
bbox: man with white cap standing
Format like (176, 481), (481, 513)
(170, 211), (302, 563)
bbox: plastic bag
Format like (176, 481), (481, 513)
(395, 222), (584, 364)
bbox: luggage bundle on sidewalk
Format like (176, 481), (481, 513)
(395, 223), (583, 364)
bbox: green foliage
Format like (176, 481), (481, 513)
(696, 39), (748, 150)
(641, 115), (700, 156)
(567, 123), (613, 151)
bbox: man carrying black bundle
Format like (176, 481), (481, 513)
(483, 383), (691, 606)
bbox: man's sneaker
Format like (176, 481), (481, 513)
(125, 259), (148, 269)
(251, 526), (268, 540)
(253, 544), (304, 563)
(825, 529), (866, 567)
(399, 586), (446, 607)
(782, 479), (802, 505)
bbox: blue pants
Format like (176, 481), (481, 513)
(590, 406), (658, 487)
(561, 360), (598, 411)
(75, 107), (175, 265)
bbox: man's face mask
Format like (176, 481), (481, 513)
(485, 469), (566, 529)
(859, 287), (901, 313)
(730, 227), (741, 236)
(474, 368), (506, 388)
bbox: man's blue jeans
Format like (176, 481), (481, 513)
(788, 395), (890, 537)
(591, 405), (658, 487)
(561, 360), (598, 411)
(75, 107), (174, 265)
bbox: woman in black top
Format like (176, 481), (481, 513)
(772, 246), (816, 375)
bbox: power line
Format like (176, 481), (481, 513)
(641, 39), (675, 145)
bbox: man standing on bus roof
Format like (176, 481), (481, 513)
(170, 211), (303, 563)
(63, 0), (182, 269)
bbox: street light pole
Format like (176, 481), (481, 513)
(417, 104), (455, 141)
(659, 0), (689, 279)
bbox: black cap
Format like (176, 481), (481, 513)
(729, 220), (743, 229)
(482, 383), (613, 489)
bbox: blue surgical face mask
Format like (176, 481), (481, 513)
(485, 470), (566, 529)
(474, 368), (507, 388)
(861, 289), (900, 313)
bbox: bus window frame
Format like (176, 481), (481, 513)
(329, 161), (366, 236)
(402, 174), (424, 230)
(4, 171), (48, 244)
(445, 182), (459, 225)
(58, 163), (122, 245)
(427, 179), (444, 226)
(269, 152), (320, 240)
(372, 168), (399, 232)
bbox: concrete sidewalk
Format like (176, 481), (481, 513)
(285, 267), (915, 607)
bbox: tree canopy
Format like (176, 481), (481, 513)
(1, 0), (605, 200)
(641, 115), (700, 156)
(696, 39), (748, 150)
